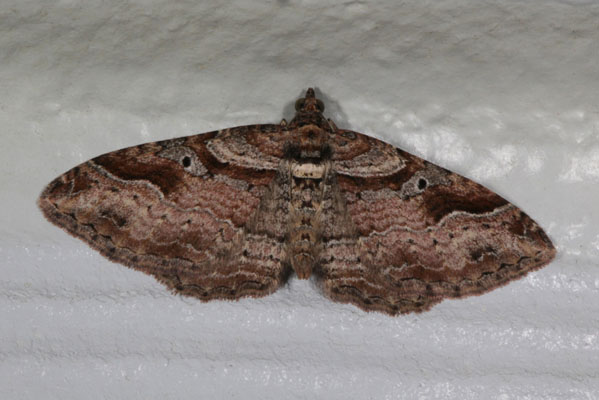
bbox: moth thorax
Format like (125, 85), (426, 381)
(297, 125), (329, 159)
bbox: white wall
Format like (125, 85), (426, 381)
(1, 1), (597, 398)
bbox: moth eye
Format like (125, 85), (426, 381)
(295, 98), (305, 111)
(182, 156), (192, 168)
(417, 178), (428, 190)
(341, 132), (356, 140)
(316, 99), (325, 112)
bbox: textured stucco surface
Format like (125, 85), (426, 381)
(1, 1), (598, 399)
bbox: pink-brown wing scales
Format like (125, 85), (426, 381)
(318, 130), (556, 315)
(38, 126), (292, 301)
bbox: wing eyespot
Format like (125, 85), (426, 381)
(158, 146), (207, 176)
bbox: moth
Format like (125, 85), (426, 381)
(39, 89), (556, 315)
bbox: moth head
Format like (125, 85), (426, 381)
(288, 88), (333, 132)
(295, 88), (325, 113)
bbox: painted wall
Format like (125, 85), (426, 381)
(1, 1), (597, 398)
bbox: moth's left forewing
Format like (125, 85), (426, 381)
(321, 130), (556, 315)
(38, 127), (291, 301)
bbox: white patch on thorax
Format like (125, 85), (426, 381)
(292, 163), (325, 179)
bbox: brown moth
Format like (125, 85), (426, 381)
(38, 89), (556, 315)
